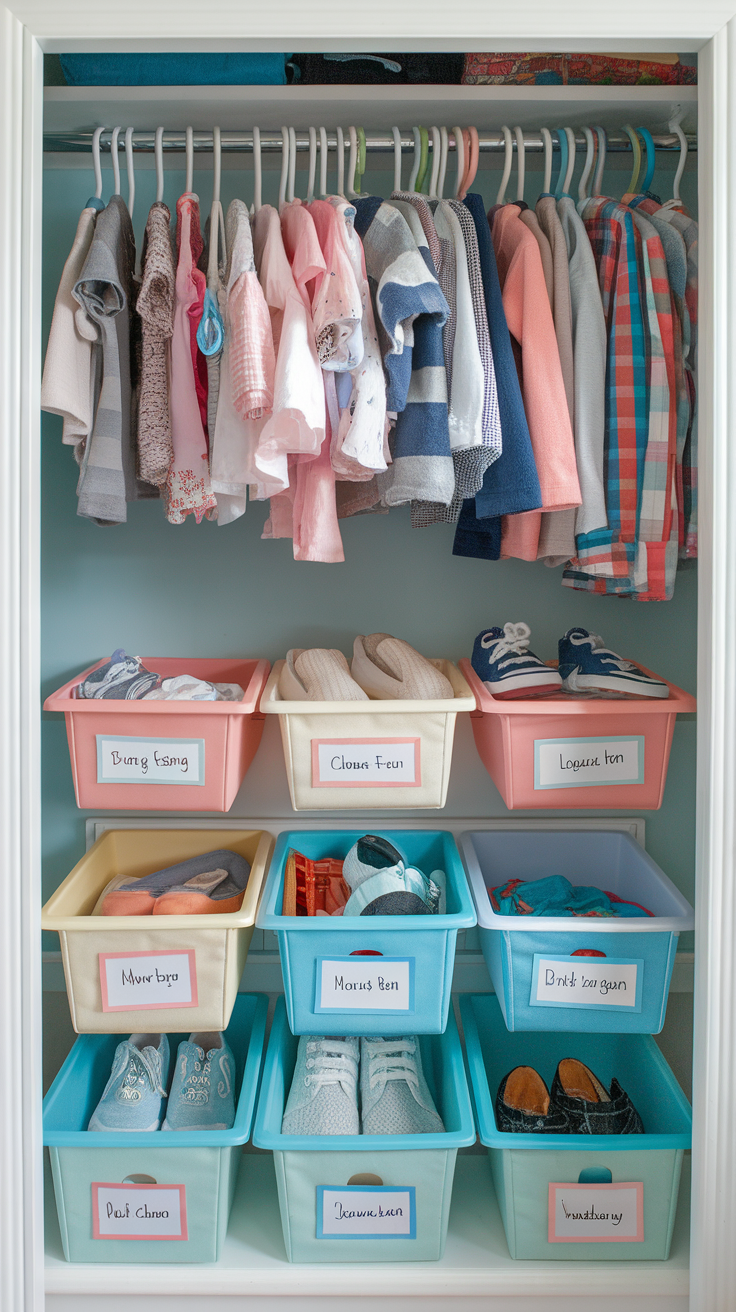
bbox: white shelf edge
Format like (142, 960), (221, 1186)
(43, 84), (698, 103)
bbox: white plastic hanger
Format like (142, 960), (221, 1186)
(513, 125), (525, 203)
(540, 127), (553, 195)
(562, 127), (576, 195)
(664, 111), (688, 208)
(154, 126), (165, 203)
(452, 125), (465, 200)
(392, 126), (402, 193)
(278, 126), (289, 209)
(437, 126), (449, 200)
(496, 125), (513, 206)
(578, 126), (595, 202)
(318, 126), (328, 197)
(252, 127), (262, 213)
(110, 126), (121, 196)
(124, 127), (135, 220)
(428, 126), (441, 199)
(287, 126), (297, 202)
(211, 126), (222, 213)
(336, 126), (345, 198)
(185, 126), (194, 195)
(306, 126), (317, 203)
(86, 126), (105, 210)
(408, 126), (422, 192)
(593, 126), (607, 197)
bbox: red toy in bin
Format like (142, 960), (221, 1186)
(459, 657), (695, 811)
(44, 657), (270, 812)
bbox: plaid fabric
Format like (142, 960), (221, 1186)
(658, 206), (698, 558)
(564, 198), (647, 591)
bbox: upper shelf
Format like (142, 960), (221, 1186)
(43, 83), (698, 136)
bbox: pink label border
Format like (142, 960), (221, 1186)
(98, 948), (198, 1013)
(311, 737), (422, 788)
(548, 1181), (644, 1243)
(92, 1181), (188, 1241)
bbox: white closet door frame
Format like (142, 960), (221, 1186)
(0, 6), (732, 1311)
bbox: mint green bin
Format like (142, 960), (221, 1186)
(460, 995), (691, 1261)
(253, 998), (475, 1262)
(43, 994), (267, 1263)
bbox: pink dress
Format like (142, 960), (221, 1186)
(165, 193), (217, 524)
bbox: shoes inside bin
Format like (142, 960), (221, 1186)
(93, 848), (250, 917)
(88, 1031), (237, 1133)
(281, 834), (445, 917)
(496, 1058), (644, 1135)
(277, 633), (453, 702)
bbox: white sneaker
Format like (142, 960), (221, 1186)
(282, 1035), (360, 1135)
(360, 1037), (445, 1135)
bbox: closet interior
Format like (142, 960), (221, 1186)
(40, 73), (698, 1309)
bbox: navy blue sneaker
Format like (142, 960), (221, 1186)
(471, 623), (562, 700)
(558, 629), (668, 699)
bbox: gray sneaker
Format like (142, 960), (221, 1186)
(282, 1035), (360, 1136)
(360, 1036), (445, 1135)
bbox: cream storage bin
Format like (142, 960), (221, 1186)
(41, 828), (273, 1033)
(260, 659), (475, 810)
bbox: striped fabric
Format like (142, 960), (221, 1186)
(658, 206), (698, 559)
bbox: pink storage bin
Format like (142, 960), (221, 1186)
(459, 658), (696, 811)
(44, 657), (270, 812)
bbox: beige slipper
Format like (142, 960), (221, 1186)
(278, 648), (369, 702)
(351, 634), (454, 700)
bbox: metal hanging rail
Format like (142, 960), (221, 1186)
(43, 128), (697, 155)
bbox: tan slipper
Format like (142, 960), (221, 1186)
(352, 634), (454, 700)
(278, 648), (368, 702)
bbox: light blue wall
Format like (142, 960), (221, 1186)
(41, 156), (698, 950)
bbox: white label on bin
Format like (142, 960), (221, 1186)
(311, 738), (421, 787)
(315, 956), (414, 1013)
(548, 1183), (643, 1243)
(92, 1183), (188, 1240)
(534, 736), (644, 790)
(317, 1186), (416, 1239)
(96, 735), (205, 786)
(530, 954), (643, 1012)
(99, 949), (198, 1012)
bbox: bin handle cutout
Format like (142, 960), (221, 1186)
(577, 1167), (613, 1184)
(347, 1173), (384, 1186)
(350, 950), (383, 957)
(122, 1173), (157, 1185)
(571, 949), (607, 958)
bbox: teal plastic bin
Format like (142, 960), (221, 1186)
(257, 830), (476, 1035)
(460, 829), (694, 1033)
(253, 997), (475, 1262)
(460, 994), (691, 1260)
(43, 993), (267, 1263)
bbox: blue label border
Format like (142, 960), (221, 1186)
(533, 735), (645, 790)
(313, 955), (415, 1015)
(96, 734), (206, 786)
(316, 1185), (416, 1240)
(530, 953), (645, 1013)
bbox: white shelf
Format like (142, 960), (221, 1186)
(44, 1152), (690, 1306)
(43, 83), (698, 135)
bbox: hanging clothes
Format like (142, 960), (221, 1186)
(41, 205), (98, 456)
(136, 199), (176, 487)
(658, 205), (698, 559)
(535, 194), (576, 565)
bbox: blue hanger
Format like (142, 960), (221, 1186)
(554, 128), (568, 199)
(638, 126), (656, 194)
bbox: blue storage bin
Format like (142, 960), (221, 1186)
(460, 830), (694, 1033)
(460, 994), (691, 1260)
(43, 993), (267, 1263)
(257, 830), (476, 1036)
(253, 997), (475, 1262)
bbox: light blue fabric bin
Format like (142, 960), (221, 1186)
(43, 993), (267, 1263)
(460, 830), (694, 1033)
(460, 994), (691, 1260)
(257, 831), (476, 1035)
(252, 997), (475, 1262)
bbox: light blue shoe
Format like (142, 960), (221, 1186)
(162, 1033), (236, 1131)
(282, 1035), (359, 1136)
(88, 1033), (170, 1132)
(360, 1037), (445, 1135)
(558, 628), (669, 698)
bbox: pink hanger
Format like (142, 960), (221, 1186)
(458, 126), (479, 199)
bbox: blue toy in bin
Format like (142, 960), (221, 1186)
(43, 993), (267, 1263)
(460, 994), (691, 1261)
(256, 830), (476, 1035)
(253, 997), (475, 1262)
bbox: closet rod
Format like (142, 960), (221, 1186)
(43, 128), (697, 155)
